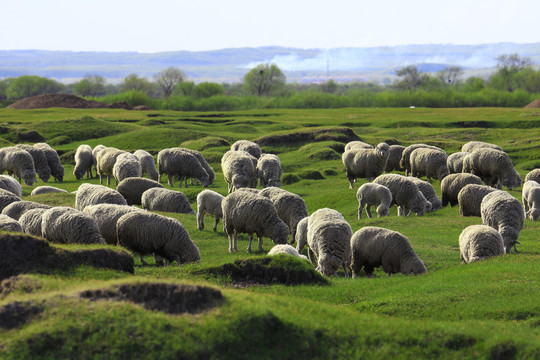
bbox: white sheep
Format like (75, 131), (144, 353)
(356, 183), (392, 219)
(83, 203), (143, 245)
(112, 152), (142, 184)
(457, 184), (497, 217)
(33, 143), (64, 183)
(373, 174), (430, 216)
(133, 149), (159, 181)
(525, 169), (540, 184)
(447, 152), (469, 174)
(0, 188), (20, 213)
(461, 141), (502, 153)
(0, 175), (22, 197)
(221, 150), (258, 193)
(441, 173), (484, 208)
(30, 186), (68, 196)
(257, 153), (282, 188)
(41, 206), (106, 244)
(95, 147), (127, 186)
(92, 144), (106, 174)
(385, 145), (406, 172)
(481, 190), (524, 253)
(409, 147), (449, 183)
(268, 244), (308, 260)
(75, 183), (128, 211)
(350, 226), (427, 278)
(462, 149), (521, 190)
(409, 178), (442, 212)
(116, 177), (164, 206)
(231, 140), (262, 159)
(73, 144), (94, 180)
(0, 147), (37, 186)
(1, 201), (51, 221)
(141, 187), (196, 215)
(344, 141), (373, 151)
(399, 144), (444, 176)
(0, 214), (23, 232)
(197, 189), (225, 232)
(179, 148), (216, 185)
(221, 191), (289, 253)
(19, 207), (49, 237)
(342, 142), (390, 188)
(15, 144), (51, 183)
(522, 180), (540, 221)
(157, 148), (210, 188)
(459, 225), (505, 263)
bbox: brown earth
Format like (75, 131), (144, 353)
(525, 98), (540, 108)
(7, 94), (135, 110)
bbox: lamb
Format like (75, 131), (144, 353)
(75, 183), (127, 211)
(409, 178), (442, 212)
(342, 142), (390, 188)
(259, 187), (309, 244)
(112, 152), (142, 184)
(179, 148), (216, 185)
(296, 208), (352, 277)
(41, 206), (106, 244)
(459, 225), (505, 263)
(356, 183), (392, 219)
(116, 177), (164, 206)
(385, 145), (406, 172)
(461, 141), (502, 153)
(157, 148), (210, 188)
(481, 190), (524, 253)
(15, 144), (51, 182)
(373, 174), (430, 216)
(409, 147), (449, 182)
(462, 149), (521, 190)
(117, 211), (201, 266)
(31, 186), (68, 196)
(133, 149), (159, 181)
(0, 214), (23, 232)
(73, 144), (94, 180)
(344, 141), (373, 151)
(457, 184), (497, 217)
(399, 144), (444, 176)
(0, 188), (20, 213)
(221, 191), (289, 253)
(0, 147), (37, 186)
(525, 169), (540, 184)
(447, 152), (469, 174)
(0, 175), (22, 197)
(268, 244), (308, 260)
(19, 208), (49, 237)
(196, 189), (225, 232)
(83, 204), (143, 245)
(33, 143), (64, 183)
(221, 150), (258, 193)
(95, 147), (127, 186)
(231, 140), (262, 159)
(522, 180), (540, 221)
(141, 187), (196, 214)
(257, 153), (282, 188)
(350, 226), (427, 278)
(1, 201), (51, 221)
(441, 173), (483, 207)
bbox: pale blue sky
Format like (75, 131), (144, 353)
(2, 0), (539, 52)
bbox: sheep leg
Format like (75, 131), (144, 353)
(174, 255), (182, 267)
(197, 211), (204, 230)
(184, 177), (189, 188)
(358, 203), (363, 220)
(257, 235), (263, 252)
(168, 176), (174, 187)
(99, 173), (103, 184)
(247, 234), (254, 253)
(228, 233), (235, 253)
(348, 178), (355, 190)
(213, 218), (219, 232)
(139, 254), (149, 266)
(365, 204), (373, 219)
(307, 248), (317, 266)
(342, 263), (349, 278)
(107, 175), (111, 186)
(233, 232), (238, 252)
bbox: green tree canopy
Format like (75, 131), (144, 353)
(193, 82), (224, 99)
(120, 73), (152, 93)
(6, 75), (64, 100)
(394, 66), (428, 90)
(73, 74), (106, 97)
(154, 67), (186, 98)
(243, 63), (286, 96)
(489, 53), (534, 92)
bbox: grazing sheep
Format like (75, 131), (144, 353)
(525, 169), (540, 184)
(221, 191), (289, 253)
(385, 145), (406, 172)
(0, 188), (20, 213)
(259, 187), (309, 244)
(342, 142), (390, 188)
(221, 150), (258, 193)
(0, 175), (22, 197)
(373, 174), (430, 216)
(459, 225), (505, 263)
(83, 204), (143, 245)
(73, 144), (94, 180)
(113, 152), (142, 184)
(0, 147), (37, 186)
(356, 183), (392, 219)
(116, 177), (164, 206)
(1, 201), (51, 221)
(117, 211), (201, 266)
(257, 153), (283, 188)
(296, 209), (344, 254)
(0, 214), (23, 232)
(75, 183), (127, 211)
(441, 173), (483, 208)
(15, 144), (51, 183)
(400, 144), (444, 176)
(141, 187), (196, 215)
(447, 152), (469, 174)
(350, 226), (427, 278)
(30, 186), (68, 196)
(157, 148), (210, 188)
(231, 140), (262, 159)
(95, 147), (127, 186)
(344, 141), (373, 151)
(92, 144), (106, 174)
(461, 141), (502, 153)
(481, 190), (524, 253)
(196, 189), (225, 232)
(522, 180), (540, 221)
(462, 149), (521, 190)
(41, 206), (106, 244)
(33, 143), (64, 183)
(19, 208), (48, 237)
(457, 184), (497, 217)
(133, 149), (159, 181)
(268, 244), (308, 260)
(409, 178), (442, 212)
(409, 148), (449, 182)
(179, 148), (216, 185)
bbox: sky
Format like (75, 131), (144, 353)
(1, 0), (539, 53)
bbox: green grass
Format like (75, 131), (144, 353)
(1, 107), (540, 358)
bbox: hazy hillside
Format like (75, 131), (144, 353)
(1, 42), (539, 84)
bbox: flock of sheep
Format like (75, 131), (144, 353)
(0, 136), (538, 279)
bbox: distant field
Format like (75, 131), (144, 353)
(0, 107), (539, 359)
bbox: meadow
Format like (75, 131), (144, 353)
(0, 107), (539, 359)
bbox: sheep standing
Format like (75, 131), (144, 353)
(385, 145), (406, 172)
(268, 244), (308, 260)
(481, 190), (524, 253)
(462, 149), (521, 190)
(75, 183), (127, 211)
(409, 148), (449, 183)
(116, 177), (164, 206)
(0, 175), (22, 197)
(134, 150), (159, 181)
(459, 225), (505, 263)
(399, 144), (443, 176)
(117, 211), (201, 266)
(15, 144), (51, 183)
(409, 178), (442, 212)
(19, 208), (49, 237)
(461, 141), (502, 153)
(0, 147), (37, 186)
(41, 207), (106, 244)
(457, 184), (497, 217)
(221, 150), (258, 193)
(350, 226), (427, 278)
(83, 204), (143, 245)
(95, 147), (127, 186)
(92, 144), (106, 174)
(231, 140), (262, 159)
(157, 148), (209, 188)
(525, 169), (540, 184)
(0, 188), (20, 213)
(197, 189), (225, 232)
(113, 152), (142, 184)
(179, 148), (215, 185)
(0, 214), (23, 232)
(522, 180), (540, 221)
(33, 143), (64, 183)
(373, 174), (430, 216)
(447, 152), (469, 174)
(342, 142), (390, 188)
(2, 201), (51, 221)
(356, 183), (392, 219)
(441, 173), (483, 207)
(31, 186), (68, 196)
(221, 191), (289, 253)
(257, 153), (282, 188)
(344, 141), (373, 151)
(73, 144), (94, 180)
(141, 187), (195, 214)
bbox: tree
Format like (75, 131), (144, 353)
(73, 74), (106, 97)
(193, 82), (224, 99)
(437, 66), (463, 85)
(243, 63), (286, 96)
(154, 67), (186, 98)
(120, 73), (152, 93)
(394, 66), (428, 90)
(490, 53), (534, 92)
(6, 75), (65, 100)
(320, 79), (338, 94)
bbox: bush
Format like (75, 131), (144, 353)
(282, 173), (300, 185)
(297, 170), (324, 180)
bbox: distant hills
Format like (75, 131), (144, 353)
(1, 43), (539, 84)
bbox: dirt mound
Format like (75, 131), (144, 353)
(525, 98), (540, 108)
(18, 131), (45, 143)
(7, 94), (134, 110)
(79, 282), (223, 314)
(0, 300), (44, 329)
(255, 127), (359, 147)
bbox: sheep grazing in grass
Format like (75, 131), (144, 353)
(447, 152), (469, 174)
(481, 190), (524, 253)
(113, 152), (142, 184)
(457, 184), (497, 217)
(75, 183), (127, 211)
(409, 148), (449, 183)
(268, 244), (308, 260)
(73, 144), (94, 180)
(116, 177), (164, 206)
(33, 143), (64, 183)
(385, 145), (406, 173)
(41, 206), (106, 244)
(459, 225), (505, 263)
(92, 144), (106, 174)
(179, 148), (216, 185)
(221, 150), (258, 193)
(133, 149), (159, 181)
(158, 148), (210, 188)
(441, 173), (483, 208)
(0, 175), (22, 197)
(350, 226), (427, 278)
(30, 186), (68, 196)
(522, 180), (540, 221)
(231, 140), (262, 159)
(142, 187), (196, 215)
(2, 201), (51, 221)
(409, 178), (442, 212)
(525, 169), (540, 184)
(342, 142), (390, 188)
(15, 144), (51, 183)
(19, 208), (49, 237)
(344, 141), (373, 151)
(257, 153), (283, 188)
(461, 141), (502, 153)
(83, 203), (143, 245)
(0, 188), (20, 213)
(0, 147), (37, 186)
(462, 149), (521, 190)
(399, 144), (444, 176)
(373, 174), (431, 216)
(0, 214), (23, 232)
(196, 189), (225, 232)
(221, 191), (289, 253)
(356, 183), (392, 219)
(95, 147), (127, 186)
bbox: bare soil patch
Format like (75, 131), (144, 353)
(525, 98), (540, 108)
(7, 94), (134, 110)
